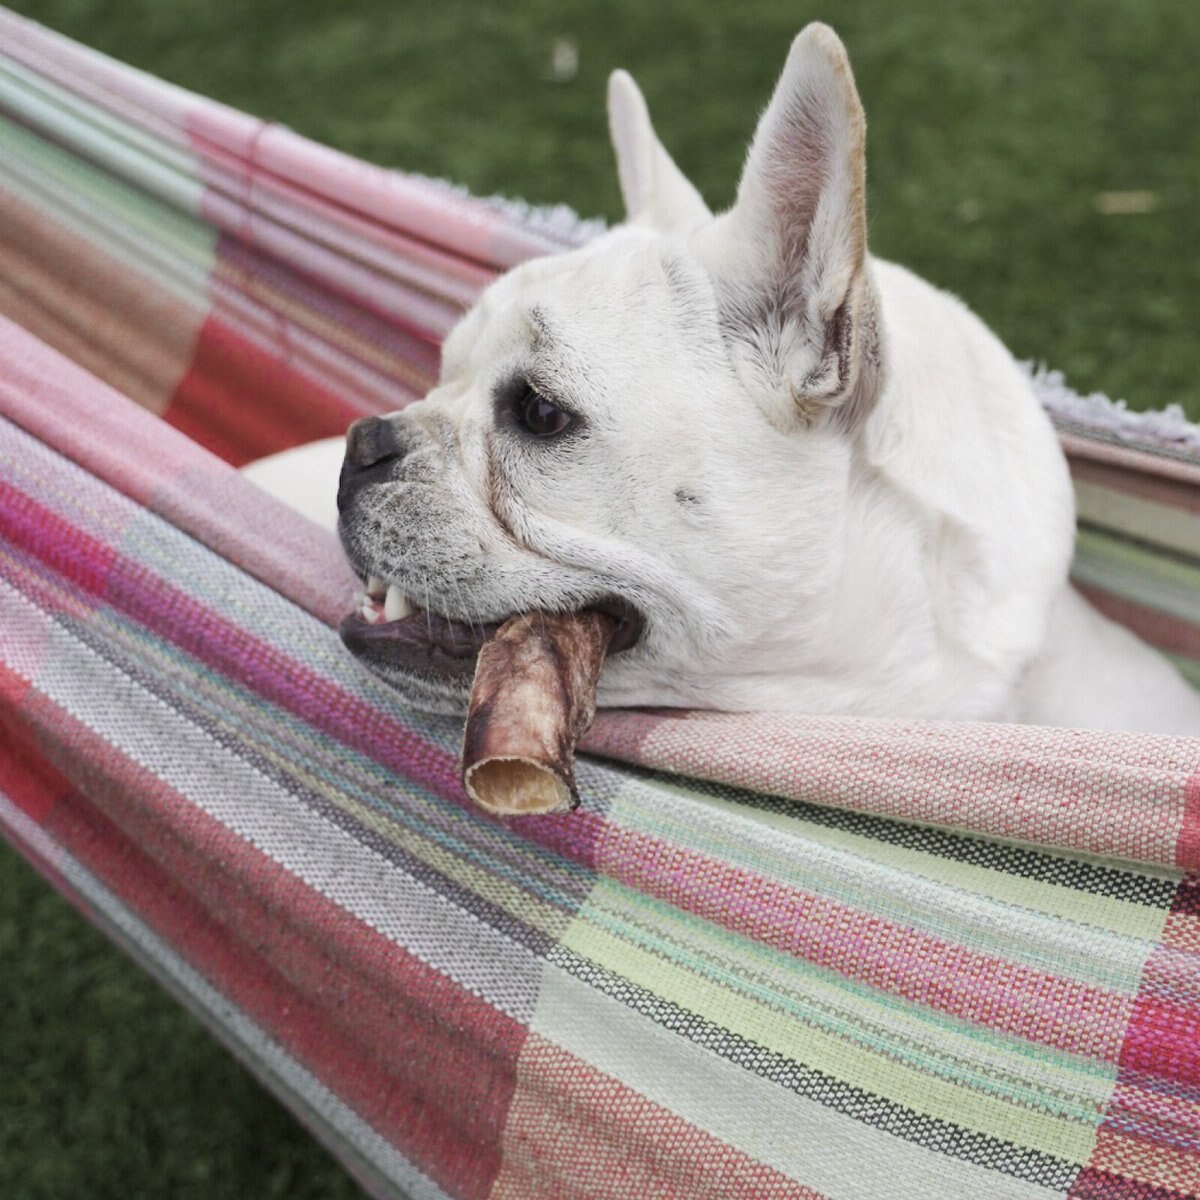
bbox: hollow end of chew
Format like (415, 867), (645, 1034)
(463, 756), (576, 816)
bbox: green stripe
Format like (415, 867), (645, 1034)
(617, 775), (1173, 943)
(611, 778), (1162, 985)
(1074, 478), (1200, 560)
(1169, 653), (1200, 686)
(1071, 524), (1200, 624)
(0, 117), (214, 306)
(564, 877), (1111, 1162)
(0, 56), (201, 211)
(79, 600), (594, 923)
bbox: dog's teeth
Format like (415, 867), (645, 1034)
(384, 585), (411, 622)
(367, 575), (386, 599)
(360, 601), (383, 625)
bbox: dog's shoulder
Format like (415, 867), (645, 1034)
(241, 436), (345, 532)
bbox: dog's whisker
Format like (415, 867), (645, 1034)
(452, 577), (477, 639)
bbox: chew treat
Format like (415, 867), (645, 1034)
(462, 609), (619, 815)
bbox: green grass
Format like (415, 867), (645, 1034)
(1, 1), (1197, 1196)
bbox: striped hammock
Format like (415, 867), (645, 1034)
(2, 10), (1199, 1200)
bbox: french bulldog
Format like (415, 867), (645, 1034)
(246, 24), (1200, 736)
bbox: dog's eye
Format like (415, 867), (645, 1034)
(516, 386), (572, 437)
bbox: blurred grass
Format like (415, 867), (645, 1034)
(0, 1), (1197, 1197)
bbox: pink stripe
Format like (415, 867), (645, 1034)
(200, 187), (464, 342)
(0, 416), (614, 871)
(0, 10), (578, 276)
(205, 272), (426, 417)
(1075, 880), (1200, 1197)
(186, 111), (566, 272)
(583, 708), (1200, 870)
(6, 318), (1199, 879)
(1060, 433), (1200, 487)
(0, 9), (194, 139)
(196, 133), (496, 303)
(1069, 1165), (1196, 1200)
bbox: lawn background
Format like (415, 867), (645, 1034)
(1, 1), (1197, 1196)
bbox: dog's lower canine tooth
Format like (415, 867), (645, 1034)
(384, 585), (411, 622)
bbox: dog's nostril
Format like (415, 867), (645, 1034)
(338, 416), (407, 512)
(343, 415), (404, 472)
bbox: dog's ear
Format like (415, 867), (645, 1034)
(701, 24), (882, 426)
(608, 70), (711, 231)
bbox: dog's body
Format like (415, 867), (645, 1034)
(246, 25), (1200, 736)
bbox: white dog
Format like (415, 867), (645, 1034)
(247, 24), (1200, 736)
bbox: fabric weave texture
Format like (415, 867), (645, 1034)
(1, 11), (1199, 1199)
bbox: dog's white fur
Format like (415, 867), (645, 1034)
(246, 25), (1200, 735)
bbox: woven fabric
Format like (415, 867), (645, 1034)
(1, 11), (1199, 1200)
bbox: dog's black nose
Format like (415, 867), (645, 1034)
(338, 416), (406, 512)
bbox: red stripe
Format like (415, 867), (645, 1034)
(1069, 1165), (1196, 1200)
(1118, 994), (1200, 1089)
(0, 475), (610, 867)
(0, 480), (119, 596)
(0, 656), (35, 715)
(1072, 879), (1200, 1197)
(164, 314), (358, 465)
(0, 704), (70, 822)
(1069, 456), (1200, 516)
(9, 692), (524, 1199)
(0, 478), (469, 812)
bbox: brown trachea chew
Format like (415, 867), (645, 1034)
(461, 610), (619, 816)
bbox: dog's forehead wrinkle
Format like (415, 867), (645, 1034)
(525, 303), (556, 349)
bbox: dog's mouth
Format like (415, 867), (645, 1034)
(338, 576), (645, 685)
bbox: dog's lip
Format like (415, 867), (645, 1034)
(339, 604), (501, 684)
(338, 583), (645, 681)
(593, 594), (643, 654)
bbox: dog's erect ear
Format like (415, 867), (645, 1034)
(607, 70), (711, 231)
(702, 24), (881, 426)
